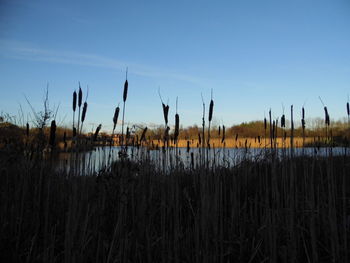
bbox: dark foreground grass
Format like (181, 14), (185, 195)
(0, 153), (349, 262)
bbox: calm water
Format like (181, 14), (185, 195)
(57, 146), (348, 174)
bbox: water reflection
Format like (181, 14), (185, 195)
(57, 146), (347, 175)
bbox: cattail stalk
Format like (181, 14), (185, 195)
(73, 90), (77, 137)
(77, 83), (82, 136)
(80, 102), (88, 135)
(264, 116), (267, 149)
(301, 107), (306, 148)
(290, 105), (294, 153)
(269, 109), (272, 149)
(121, 68), (128, 148)
(208, 98), (214, 147)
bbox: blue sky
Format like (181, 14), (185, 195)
(0, 0), (350, 132)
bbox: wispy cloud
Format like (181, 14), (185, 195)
(0, 39), (204, 84)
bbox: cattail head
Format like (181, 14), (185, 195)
(162, 103), (169, 125)
(73, 91), (77, 112)
(81, 102), (88, 123)
(208, 99), (214, 122)
(281, 114), (285, 128)
(174, 113), (179, 140)
(26, 122), (29, 137)
(93, 124), (102, 141)
(264, 117), (267, 130)
(113, 107), (120, 131)
(302, 107), (305, 120)
(187, 140), (190, 153)
(347, 102), (349, 116)
(221, 125), (225, 143)
(163, 126), (170, 141)
(126, 126), (130, 139)
(140, 127), (148, 143)
(123, 79), (128, 102)
(218, 126), (221, 136)
(198, 132), (201, 145)
(49, 120), (56, 147)
(73, 127), (77, 137)
(324, 106), (330, 126)
(78, 85), (82, 108)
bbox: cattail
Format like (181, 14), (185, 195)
(123, 79), (128, 102)
(347, 102), (349, 116)
(281, 114), (285, 128)
(164, 126), (170, 142)
(221, 125), (225, 143)
(26, 123), (29, 137)
(162, 103), (169, 125)
(140, 127), (148, 143)
(73, 127), (77, 137)
(235, 134), (238, 141)
(218, 126), (221, 136)
(73, 91), (77, 112)
(198, 133), (201, 145)
(302, 107), (305, 120)
(78, 85), (82, 108)
(258, 135), (261, 144)
(208, 99), (214, 122)
(49, 120), (56, 147)
(126, 127), (130, 139)
(187, 140), (190, 153)
(113, 107), (120, 131)
(93, 124), (102, 141)
(264, 117), (267, 130)
(81, 102), (88, 123)
(174, 113), (179, 140)
(324, 106), (330, 126)
(300, 107), (305, 129)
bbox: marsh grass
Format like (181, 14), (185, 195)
(1, 82), (350, 262)
(0, 149), (349, 262)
